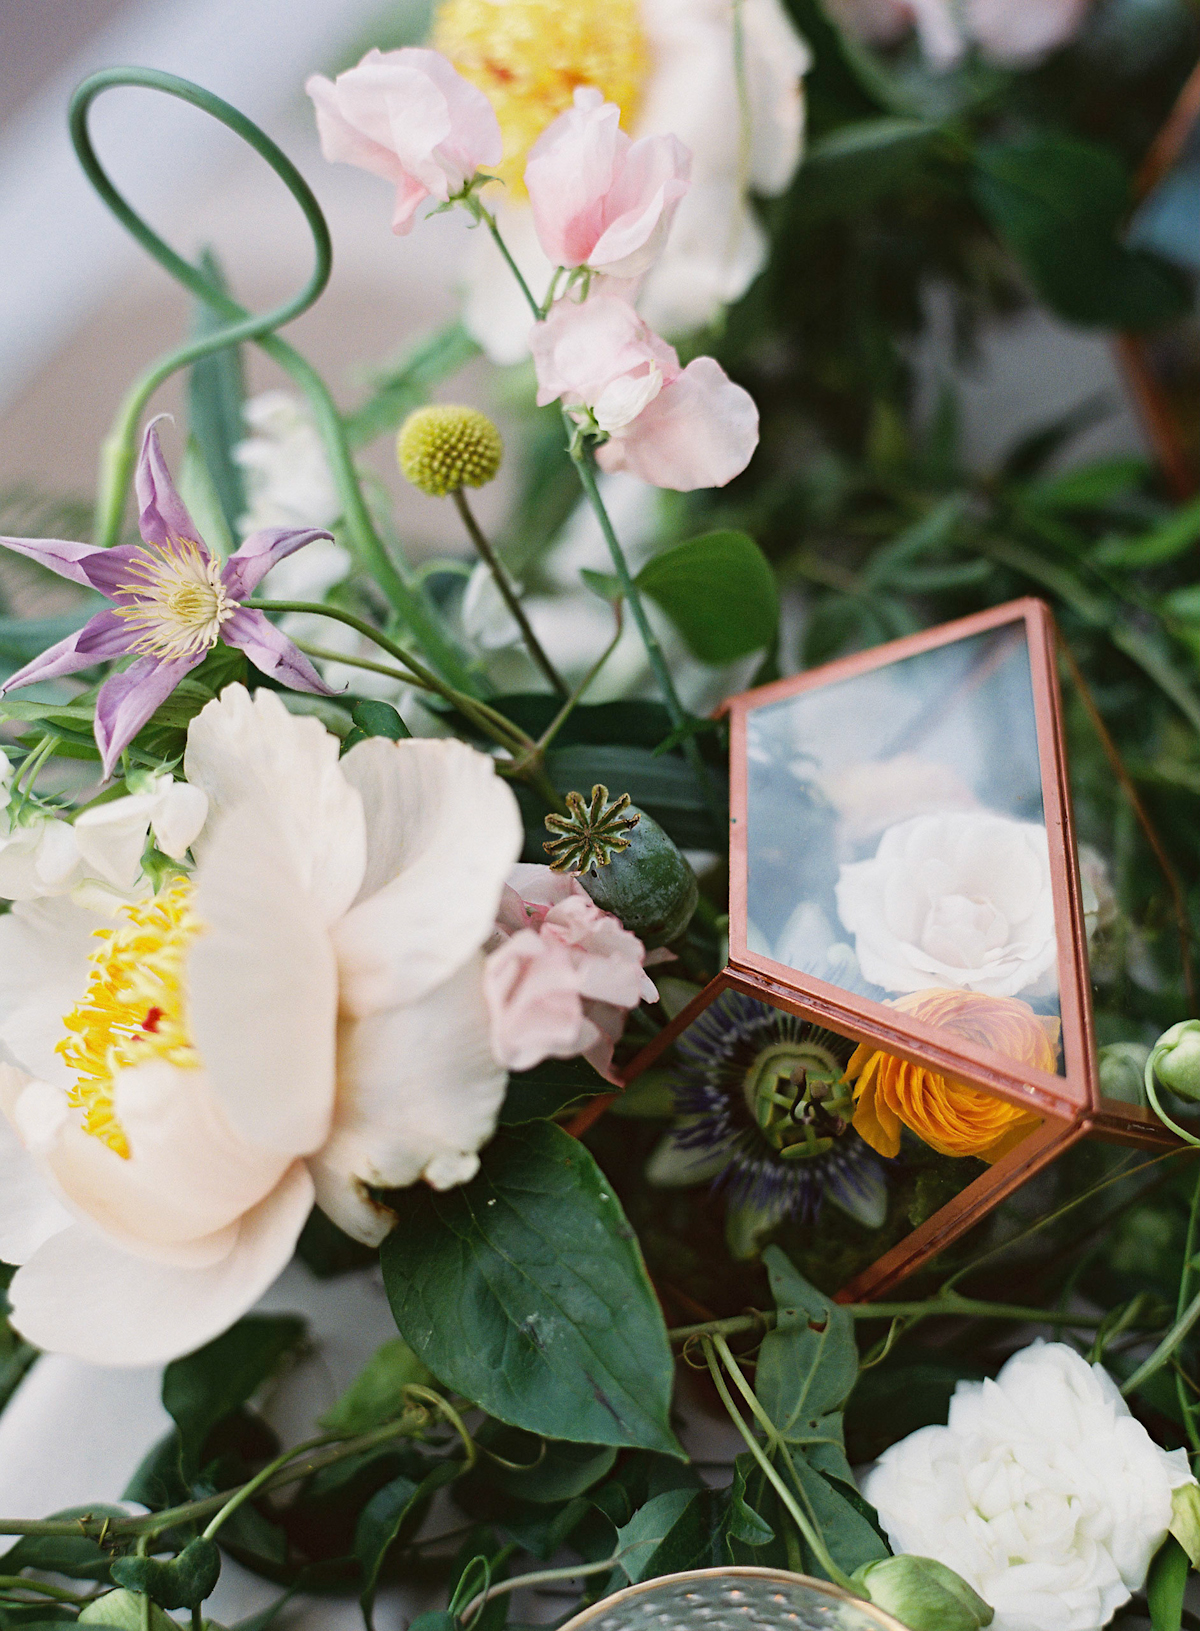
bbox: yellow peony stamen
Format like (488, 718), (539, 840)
(433, 0), (647, 195)
(57, 878), (204, 1159)
(114, 538), (237, 661)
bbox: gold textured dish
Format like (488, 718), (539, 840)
(557, 1567), (908, 1631)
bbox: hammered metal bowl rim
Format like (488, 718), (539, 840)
(555, 1566), (909, 1631)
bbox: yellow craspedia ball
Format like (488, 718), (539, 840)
(397, 405), (504, 498)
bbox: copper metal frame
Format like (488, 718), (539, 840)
(615, 596), (1181, 1302)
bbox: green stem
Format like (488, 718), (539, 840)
(475, 203), (542, 321)
(245, 600), (531, 756)
(0, 1577), (92, 1603)
(1145, 1050), (1200, 1147)
(536, 606), (624, 752)
(459, 1542), (669, 1626)
(201, 1431), (339, 1542)
(701, 1339), (856, 1593)
(669, 1296), (1162, 1346)
(569, 443), (725, 834)
(451, 487), (568, 695)
(1121, 1285), (1200, 1398)
(70, 68), (476, 695)
(1177, 1170), (1200, 1453)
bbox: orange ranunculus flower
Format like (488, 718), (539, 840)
(847, 989), (1059, 1164)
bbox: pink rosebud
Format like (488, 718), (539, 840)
(484, 868), (656, 1081)
(529, 295), (759, 492)
(306, 48), (502, 234)
(524, 88), (691, 278)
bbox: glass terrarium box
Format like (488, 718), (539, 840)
(619, 598), (1178, 1301)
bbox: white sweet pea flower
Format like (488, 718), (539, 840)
(593, 363), (665, 433)
(834, 809), (1058, 998)
(0, 686), (524, 1364)
(234, 391), (344, 542)
(864, 1341), (1196, 1631)
(436, 0), (812, 361)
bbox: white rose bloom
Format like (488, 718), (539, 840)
(451, 0), (812, 362)
(864, 1342), (1196, 1631)
(0, 686), (522, 1365)
(834, 809), (1057, 997)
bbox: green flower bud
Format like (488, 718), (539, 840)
(1098, 1041), (1150, 1106)
(1170, 1481), (1200, 1567)
(544, 785), (698, 946)
(1151, 1020), (1200, 1102)
(853, 1556), (993, 1631)
(397, 405), (503, 497)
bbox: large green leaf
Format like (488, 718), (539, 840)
(499, 1057), (612, 1125)
(355, 1462), (459, 1628)
(379, 1122), (681, 1456)
(973, 138), (1192, 331)
(162, 1314), (306, 1479)
(635, 532), (779, 663)
(187, 248), (247, 541)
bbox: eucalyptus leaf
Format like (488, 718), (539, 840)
(380, 1122), (681, 1456)
(635, 532), (779, 663)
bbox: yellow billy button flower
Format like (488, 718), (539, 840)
(397, 405), (503, 498)
(57, 878), (203, 1158)
(433, 0), (646, 194)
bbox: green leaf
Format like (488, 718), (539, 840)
(614, 1489), (701, 1582)
(1148, 1534), (1190, 1631)
(1100, 497), (1200, 570)
(355, 1463), (460, 1629)
(1022, 458), (1148, 514)
(78, 1592), (177, 1631)
(807, 117), (937, 163)
(380, 1122), (682, 1456)
(481, 1426), (617, 1504)
(499, 1057), (612, 1125)
(320, 1338), (433, 1436)
(187, 247), (247, 541)
(110, 1538), (221, 1610)
(346, 322), (482, 448)
(350, 699), (411, 740)
(635, 532), (778, 663)
(581, 568), (625, 603)
(973, 138), (1192, 331)
(162, 1314), (306, 1479)
(725, 1462), (774, 1548)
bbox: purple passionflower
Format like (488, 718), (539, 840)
(0, 424), (337, 777)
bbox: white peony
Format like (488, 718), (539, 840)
(834, 809), (1057, 997)
(864, 1342), (1196, 1631)
(448, 0), (812, 362)
(0, 686), (524, 1364)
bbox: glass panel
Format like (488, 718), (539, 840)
(745, 624), (1069, 1077)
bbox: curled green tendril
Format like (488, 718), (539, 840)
(68, 68), (475, 693)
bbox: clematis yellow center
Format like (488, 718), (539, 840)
(433, 0), (647, 194)
(114, 539), (237, 661)
(57, 879), (204, 1158)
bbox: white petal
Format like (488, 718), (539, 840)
(189, 802), (339, 1155)
(0, 1088), (71, 1264)
(184, 684), (366, 926)
(73, 794), (157, 889)
(0, 896), (103, 1087)
(150, 781), (209, 859)
(7, 1162), (313, 1366)
(310, 955), (506, 1246)
(334, 738), (523, 1017)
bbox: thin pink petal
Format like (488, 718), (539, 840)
(597, 355), (759, 491)
(135, 424), (205, 550)
(222, 607), (337, 695)
(0, 535), (106, 589)
(0, 611), (134, 693)
(222, 527), (335, 600)
(95, 654), (202, 778)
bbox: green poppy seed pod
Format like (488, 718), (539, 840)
(397, 405), (503, 497)
(1151, 1020), (1200, 1102)
(853, 1556), (994, 1631)
(544, 785), (698, 947)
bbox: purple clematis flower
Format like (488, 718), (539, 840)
(0, 424), (337, 777)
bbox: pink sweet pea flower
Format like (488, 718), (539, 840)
(825, 0), (1091, 67)
(529, 294), (759, 491)
(484, 864), (657, 1082)
(0, 425), (335, 778)
(306, 48), (502, 234)
(524, 88), (691, 278)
